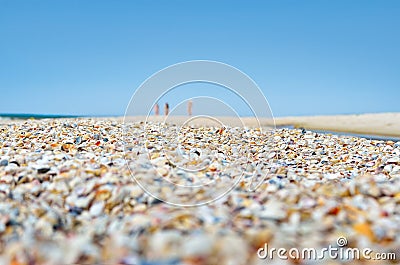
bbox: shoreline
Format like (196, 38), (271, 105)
(274, 112), (400, 138)
(2, 112), (399, 139)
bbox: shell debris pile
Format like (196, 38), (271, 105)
(0, 118), (399, 265)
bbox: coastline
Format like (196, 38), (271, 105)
(274, 112), (400, 138)
(3, 112), (398, 139)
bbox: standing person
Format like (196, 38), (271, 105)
(154, 103), (159, 116)
(164, 103), (169, 116)
(187, 100), (193, 116)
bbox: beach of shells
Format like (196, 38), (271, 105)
(0, 118), (399, 265)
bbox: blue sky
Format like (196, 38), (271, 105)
(0, 0), (399, 117)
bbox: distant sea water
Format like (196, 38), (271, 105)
(0, 113), (82, 120)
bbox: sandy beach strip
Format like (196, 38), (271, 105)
(0, 118), (399, 264)
(275, 113), (400, 138)
(122, 113), (400, 138)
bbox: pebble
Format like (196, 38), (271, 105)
(37, 167), (51, 174)
(258, 201), (287, 220)
(386, 157), (400, 164)
(90, 201), (105, 216)
(0, 159), (8, 166)
(182, 234), (213, 257)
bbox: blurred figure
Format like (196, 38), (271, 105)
(187, 100), (193, 116)
(154, 103), (159, 116)
(164, 103), (169, 116)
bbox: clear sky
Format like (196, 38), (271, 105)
(0, 0), (399, 117)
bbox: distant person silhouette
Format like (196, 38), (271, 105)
(154, 103), (159, 116)
(164, 103), (169, 116)
(187, 100), (193, 116)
